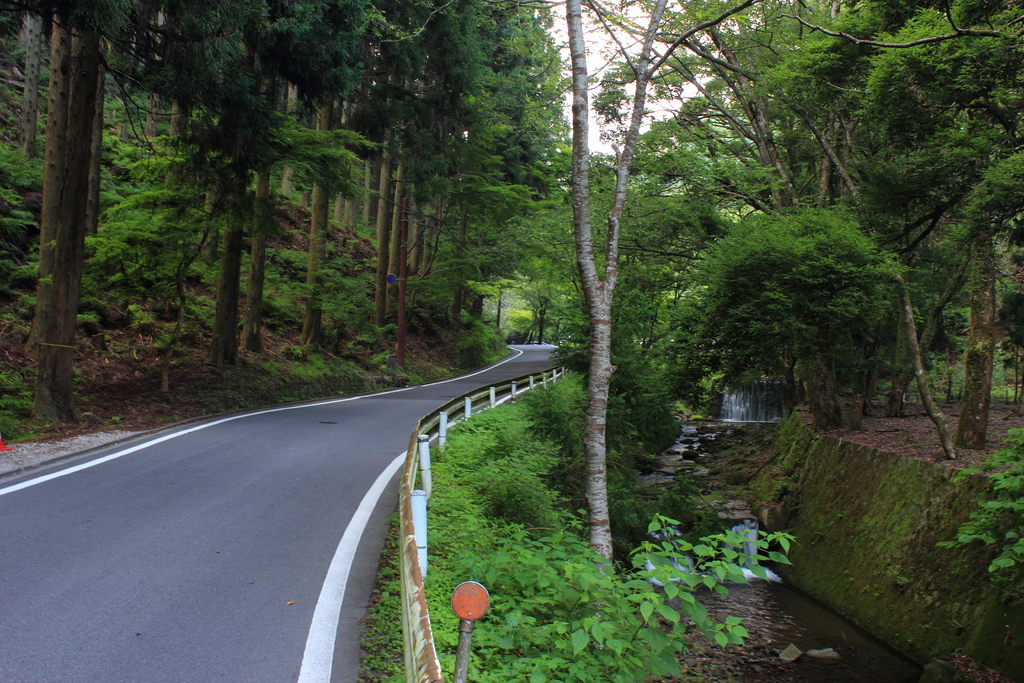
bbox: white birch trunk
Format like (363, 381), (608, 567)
(565, 0), (667, 560)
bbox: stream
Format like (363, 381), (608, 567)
(699, 580), (922, 681)
(653, 403), (924, 682)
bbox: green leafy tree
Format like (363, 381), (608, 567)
(683, 209), (890, 429)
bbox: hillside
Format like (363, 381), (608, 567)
(0, 190), (487, 442)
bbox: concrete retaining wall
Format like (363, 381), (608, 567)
(752, 414), (1024, 680)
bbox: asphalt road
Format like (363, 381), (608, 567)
(0, 345), (553, 682)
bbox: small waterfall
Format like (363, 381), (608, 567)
(646, 520), (780, 584)
(720, 381), (787, 423)
(730, 519), (759, 567)
(729, 518), (782, 581)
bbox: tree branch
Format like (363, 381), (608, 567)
(621, 241), (701, 259)
(650, 0), (763, 75)
(782, 14), (1001, 47)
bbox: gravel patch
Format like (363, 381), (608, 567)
(0, 430), (145, 478)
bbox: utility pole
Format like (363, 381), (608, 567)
(396, 197), (409, 367)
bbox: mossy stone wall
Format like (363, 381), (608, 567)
(752, 414), (1023, 679)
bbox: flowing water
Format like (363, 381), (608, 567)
(664, 415), (922, 681)
(721, 381), (788, 423)
(698, 579), (922, 681)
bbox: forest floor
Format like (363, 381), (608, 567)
(811, 400), (1024, 470)
(0, 321), (460, 462)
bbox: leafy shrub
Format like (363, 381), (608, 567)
(519, 375), (586, 461)
(456, 518), (789, 683)
(423, 397), (793, 682)
(441, 408), (564, 528)
(0, 144), (42, 192)
(283, 344), (307, 360)
(943, 428), (1024, 573)
(0, 369), (32, 439)
(456, 316), (505, 369)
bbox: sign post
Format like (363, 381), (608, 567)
(451, 581), (490, 683)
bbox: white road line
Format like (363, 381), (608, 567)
(0, 347), (530, 498)
(297, 452), (405, 683)
(0, 391), (404, 497)
(0, 345), (543, 681)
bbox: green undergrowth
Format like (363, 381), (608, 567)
(360, 378), (792, 682)
(358, 520), (405, 681)
(0, 367), (31, 438)
(943, 428), (1024, 576)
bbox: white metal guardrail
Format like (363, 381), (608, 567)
(399, 368), (562, 683)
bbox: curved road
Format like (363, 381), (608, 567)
(0, 345), (553, 682)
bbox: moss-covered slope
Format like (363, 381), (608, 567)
(752, 414), (1023, 679)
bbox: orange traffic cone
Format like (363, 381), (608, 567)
(0, 429), (11, 451)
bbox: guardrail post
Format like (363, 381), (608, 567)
(418, 435), (433, 499)
(411, 489), (428, 577)
(489, 386), (496, 408)
(511, 381), (517, 400)
(439, 412), (448, 452)
(464, 397), (472, 420)
(529, 375), (535, 390)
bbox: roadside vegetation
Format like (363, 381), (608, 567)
(359, 377), (792, 682)
(1, 1), (1023, 677)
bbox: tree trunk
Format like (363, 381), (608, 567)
(847, 369), (872, 432)
(365, 160), (378, 226)
(565, 0), (668, 560)
(343, 189), (356, 236)
(386, 162), (405, 316)
(169, 100), (185, 137)
(451, 209), (468, 322)
(567, 0), (604, 557)
(18, 12), (43, 157)
(208, 213), (244, 366)
(896, 272), (957, 459)
(537, 299), (548, 343)
(370, 158), (382, 225)
(886, 255), (968, 417)
(145, 92), (160, 138)
(28, 18), (71, 352)
(300, 104), (333, 346)
(243, 171), (271, 353)
(280, 82), (297, 196)
(884, 312), (913, 417)
(164, 101), (186, 184)
(299, 180), (328, 345)
(32, 28), (102, 424)
(301, 187), (330, 345)
(806, 353), (842, 429)
(955, 232), (996, 450)
(421, 198), (443, 277)
(160, 270), (189, 394)
(84, 64), (104, 235)
(373, 154), (392, 326)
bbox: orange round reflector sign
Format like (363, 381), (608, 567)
(451, 581), (490, 621)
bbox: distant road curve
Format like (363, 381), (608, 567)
(0, 344), (553, 682)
